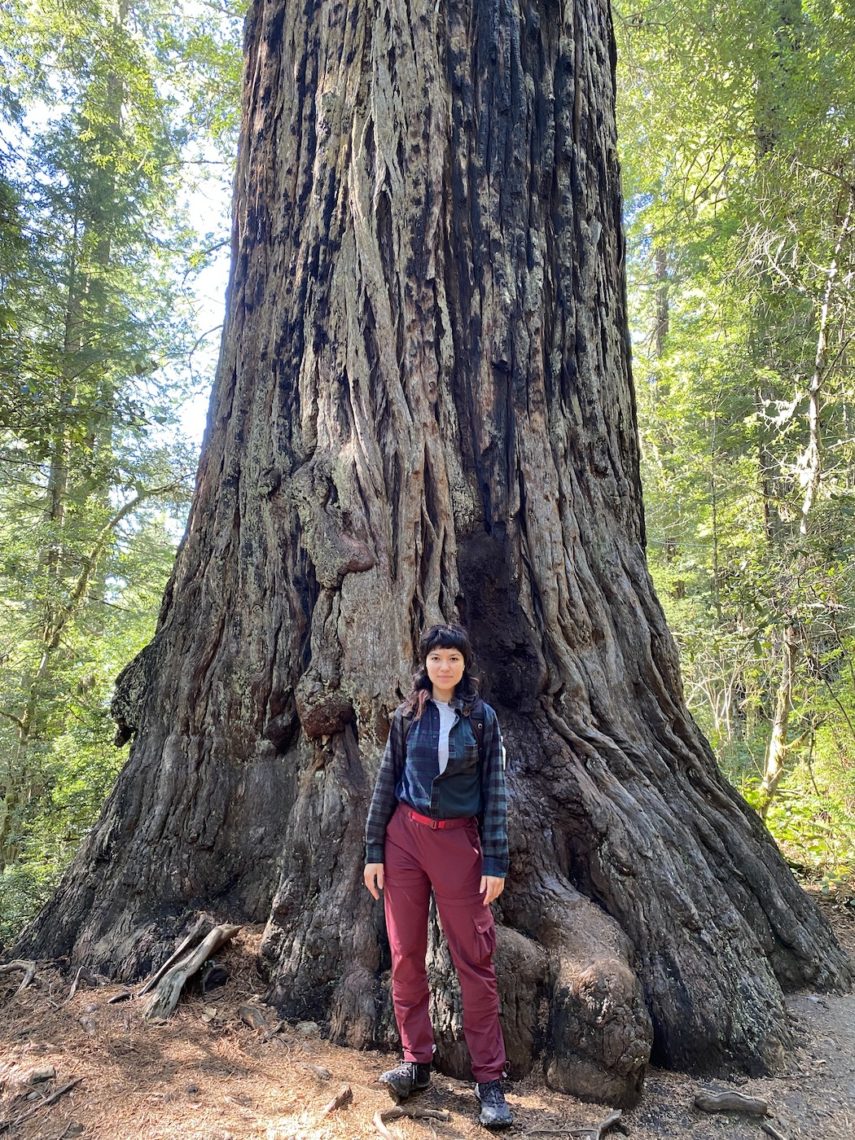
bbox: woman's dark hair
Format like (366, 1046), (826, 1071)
(403, 623), (479, 718)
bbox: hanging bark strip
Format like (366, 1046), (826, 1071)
(14, 0), (851, 1108)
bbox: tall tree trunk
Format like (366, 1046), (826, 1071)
(759, 190), (854, 814)
(759, 623), (798, 818)
(652, 245), (668, 360)
(15, 0), (850, 1108)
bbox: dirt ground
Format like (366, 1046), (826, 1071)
(1, 891), (853, 1140)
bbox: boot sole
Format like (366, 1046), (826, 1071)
(381, 1080), (431, 1105)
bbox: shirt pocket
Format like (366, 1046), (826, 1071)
(452, 719), (479, 771)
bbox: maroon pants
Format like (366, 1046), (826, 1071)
(383, 803), (506, 1083)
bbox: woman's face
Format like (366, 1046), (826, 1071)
(425, 646), (465, 700)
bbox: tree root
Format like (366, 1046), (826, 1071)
(0, 960), (36, 997)
(372, 1112), (395, 1139)
(372, 1105), (451, 1137)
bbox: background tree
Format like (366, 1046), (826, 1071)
(0, 0), (244, 935)
(616, 0), (855, 876)
(12, 0), (852, 1108)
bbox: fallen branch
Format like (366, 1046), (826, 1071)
(526, 1110), (624, 1138)
(138, 915), (216, 996)
(143, 924), (241, 1020)
(319, 1083), (352, 1117)
(694, 1090), (768, 1116)
(0, 1076), (84, 1134)
(66, 966), (84, 1002)
(381, 1106), (451, 1123)
(0, 960), (36, 996)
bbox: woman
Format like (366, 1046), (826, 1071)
(363, 623), (512, 1130)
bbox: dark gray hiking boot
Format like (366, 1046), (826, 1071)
(378, 1061), (431, 1103)
(475, 1079), (513, 1129)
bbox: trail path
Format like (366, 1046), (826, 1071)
(1, 894), (852, 1139)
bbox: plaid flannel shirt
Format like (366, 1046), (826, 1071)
(364, 696), (509, 877)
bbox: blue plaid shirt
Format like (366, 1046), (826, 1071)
(364, 696), (509, 877)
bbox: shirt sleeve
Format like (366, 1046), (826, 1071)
(479, 705), (509, 877)
(364, 708), (406, 864)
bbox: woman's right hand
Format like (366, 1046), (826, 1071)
(364, 862), (385, 899)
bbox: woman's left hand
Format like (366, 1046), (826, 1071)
(480, 875), (505, 906)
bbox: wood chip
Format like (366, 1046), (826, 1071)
(694, 1090), (768, 1116)
(66, 966), (84, 1002)
(25, 1065), (56, 1084)
(318, 1083), (352, 1117)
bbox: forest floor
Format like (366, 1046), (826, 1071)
(1, 890), (853, 1140)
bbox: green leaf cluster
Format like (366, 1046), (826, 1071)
(617, 0), (855, 880)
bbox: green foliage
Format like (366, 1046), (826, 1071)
(0, 0), (243, 936)
(617, 0), (855, 880)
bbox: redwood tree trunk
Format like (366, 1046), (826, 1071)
(16, 0), (850, 1107)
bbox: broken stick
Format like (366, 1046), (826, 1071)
(381, 1106), (451, 1123)
(526, 1109), (624, 1138)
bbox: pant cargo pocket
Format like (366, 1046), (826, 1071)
(473, 913), (496, 961)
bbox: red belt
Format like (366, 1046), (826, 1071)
(406, 809), (471, 831)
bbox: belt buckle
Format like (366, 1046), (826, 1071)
(431, 819), (439, 830)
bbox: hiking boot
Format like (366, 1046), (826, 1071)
(475, 1079), (513, 1129)
(378, 1061), (431, 1103)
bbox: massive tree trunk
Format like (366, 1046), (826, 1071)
(15, 0), (850, 1108)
